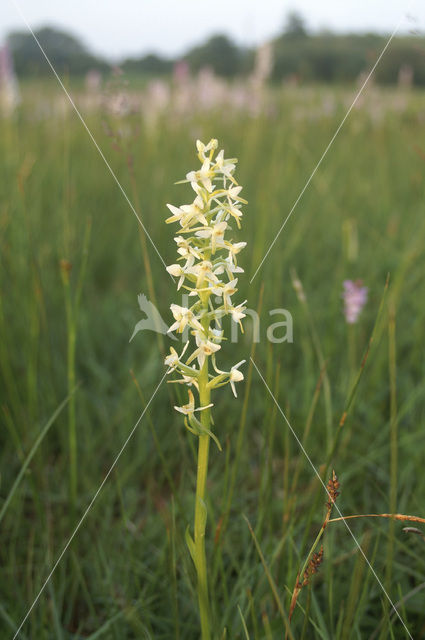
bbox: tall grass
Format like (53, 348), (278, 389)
(1, 83), (425, 638)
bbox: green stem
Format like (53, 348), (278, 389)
(195, 356), (212, 640)
(68, 321), (77, 507)
(381, 301), (397, 639)
(61, 267), (77, 510)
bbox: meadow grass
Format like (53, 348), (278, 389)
(1, 82), (425, 638)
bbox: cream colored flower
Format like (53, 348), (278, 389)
(174, 236), (202, 261)
(195, 221), (227, 254)
(196, 138), (218, 158)
(186, 159), (214, 193)
(229, 361), (245, 397)
(187, 332), (221, 368)
(226, 241), (247, 265)
(211, 279), (238, 310)
(230, 301), (247, 326)
(214, 149), (236, 180)
(166, 263), (187, 289)
(165, 139), (247, 415)
(174, 389), (213, 415)
(210, 358), (246, 397)
(166, 202), (208, 228)
(168, 304), (203, 334)
(185, 260), (218, 289)
(164, 342), (189, 372)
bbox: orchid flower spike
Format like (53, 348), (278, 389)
(164, 139), (247, 420)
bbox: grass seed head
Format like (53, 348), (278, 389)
(302, 545), (324, 587)
(326, 469), (340, 510)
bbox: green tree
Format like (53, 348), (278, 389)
(185, 34), (243, 77)
(8, 26), (108, 76)
(121, 53), (173, 76)
(284, 11), (308, 38)
(374, 38), (425, 85)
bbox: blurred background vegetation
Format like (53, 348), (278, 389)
(6, 12), (425, 87)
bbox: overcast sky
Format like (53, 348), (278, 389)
(2, 0), (424, 60)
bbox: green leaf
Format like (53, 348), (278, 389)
(0, 391), (74, 526)
(187, 413), (222, 451)
(185, 525), (196, 563)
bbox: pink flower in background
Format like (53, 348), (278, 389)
(173, 60), (190, 84)
(0, 43), (20, 114)
(342, 280), (368, 324)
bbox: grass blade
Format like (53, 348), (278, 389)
(0, 390), (75, 526)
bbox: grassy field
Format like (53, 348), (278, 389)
(1, 81), (425, 639)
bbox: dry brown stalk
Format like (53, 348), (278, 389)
(328, 513), (425, 524)
(287, 471), (340, 630)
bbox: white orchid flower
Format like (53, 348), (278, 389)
(229, 361), (246, 397)
(211, 279), (238, 310)
(186, 159), (214, 193)
(214, 149), (236, 180)
(195, 221), (227, 254)
(175, 235), (202, 260)
(164, 341), (190, 372)
(174, 389), (213, 415)
(168, 304), (203, 334)
(186, 334), (221, 369)
(230, 301), (247, 328)
(165, 139), (247, 415)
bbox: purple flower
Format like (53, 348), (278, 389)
(342, 280), (368, 324)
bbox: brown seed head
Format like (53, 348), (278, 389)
(302, 545), (324, 586)
(326, 470), (340, 510)
(60, 259), (72, 274)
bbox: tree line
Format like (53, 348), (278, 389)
(6, 14), (425, 87)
